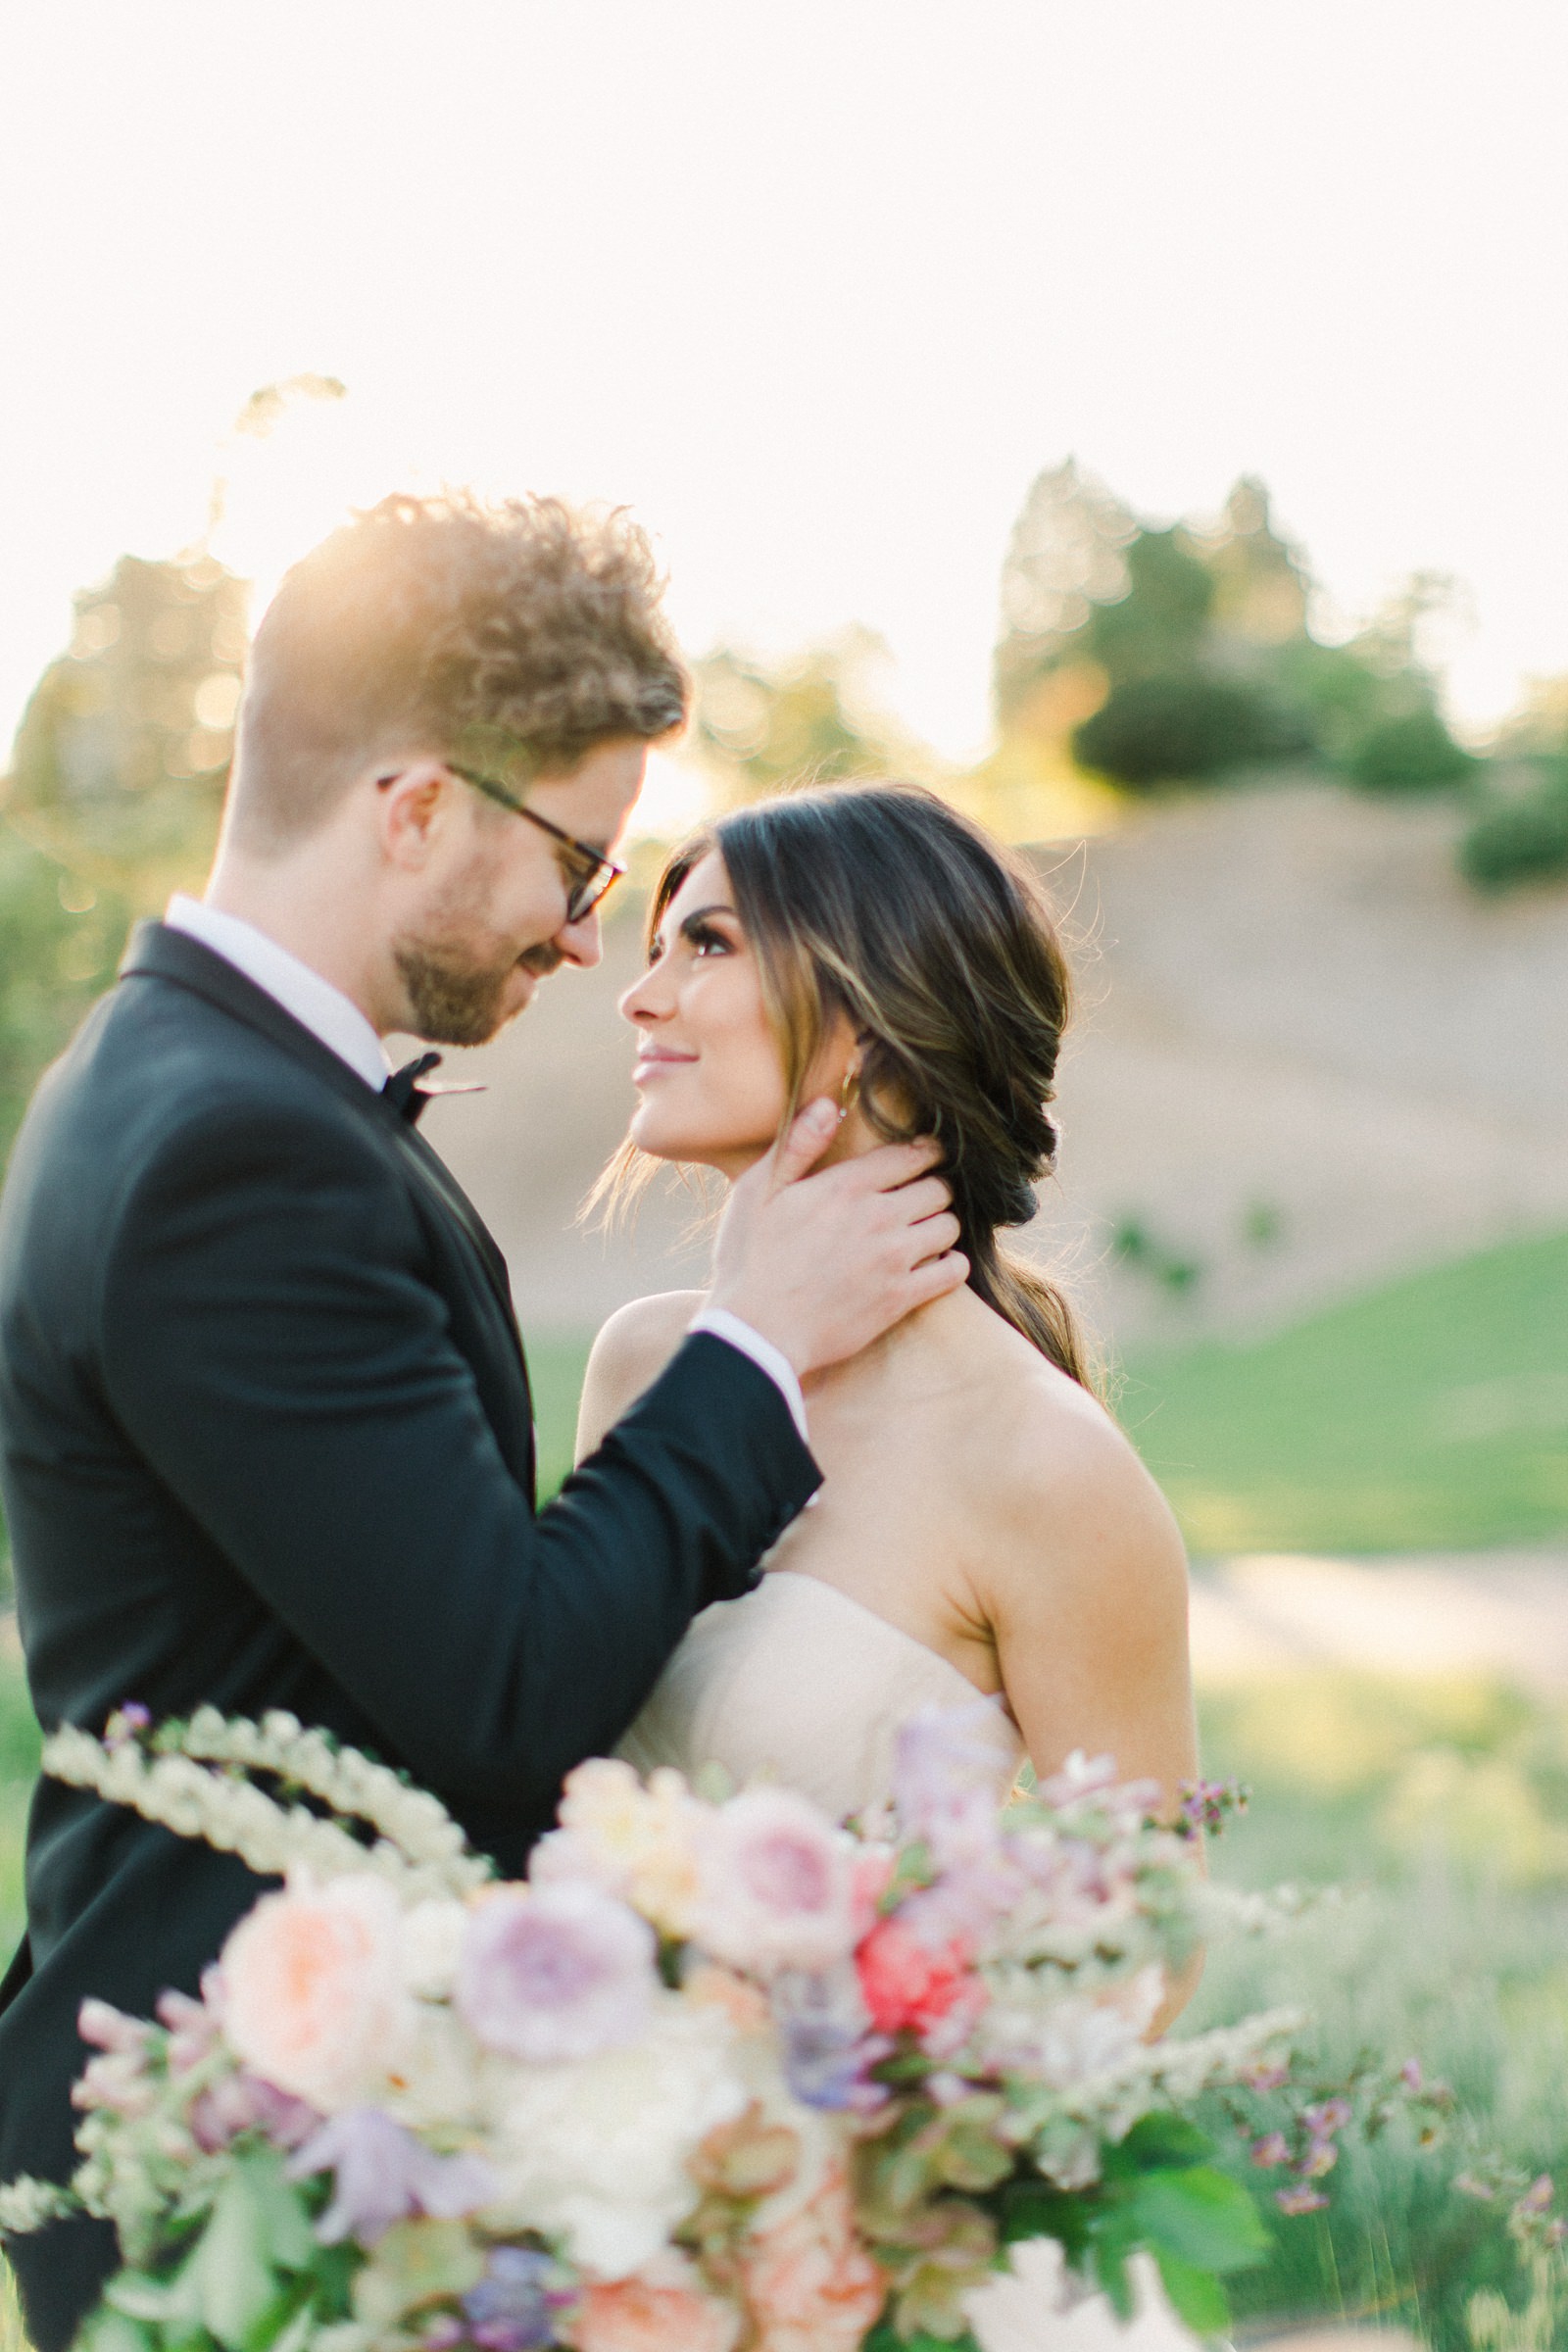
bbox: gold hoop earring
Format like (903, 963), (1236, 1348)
(837, 1064), (861, 1123)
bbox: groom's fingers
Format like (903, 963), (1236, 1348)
(905, 1209), (963, 1265)
(769, 1097), (843, 1187)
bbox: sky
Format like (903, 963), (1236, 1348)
(2, 0), (1566, 776)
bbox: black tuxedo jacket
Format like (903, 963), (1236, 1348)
(0, 922), (818, 2350)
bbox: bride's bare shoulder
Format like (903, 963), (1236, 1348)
(976, 1336), (1189, 1614)
(574, 1290), (709, 1461)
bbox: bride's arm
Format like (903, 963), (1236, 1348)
(574, 1291), (709, 1462)
(980, 1395), (1202, 2027)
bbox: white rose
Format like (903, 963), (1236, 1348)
(477, 1999), (747, 2278)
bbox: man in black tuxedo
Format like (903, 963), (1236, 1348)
(0, 494), (963, 2350)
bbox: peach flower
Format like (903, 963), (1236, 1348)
(741, 2159), (886, 2352)
(573, 2252), (740, 2352)
(220, 1874), (414, 2112)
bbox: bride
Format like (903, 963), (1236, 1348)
(575, 783), (1204, 2347)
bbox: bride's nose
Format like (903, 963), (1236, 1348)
(617, 962), (670, 1025)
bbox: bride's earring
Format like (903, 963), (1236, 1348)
(837, 1063), (861, 1125)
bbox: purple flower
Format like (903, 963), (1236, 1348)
(1250, 2133), (1291, 2169)
(1276, 2183), (1329, 2217)
(893, 1703), (1011, 1867)
(1517, 2174), (1555, 2217)
(456, 1884), (656, 2064)
(105, 1703), (152, 1747)
(462, 2247), (572, 2352)
(1399, 2058), (1424, 2092)
(287, 2107), (498, 2246)
(771, 1968), (890, 2113)
(1302, 2097), (1351, 2136)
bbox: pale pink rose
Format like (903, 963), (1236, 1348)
(219, 1875), (414, 2112)
(742, 2159), (886, 2352)
(573, 2251), (740, 2352)
(693, 1789), (858, 1979)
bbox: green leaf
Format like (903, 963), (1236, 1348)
(1108, 2114), (1216, 2174)
(1093, 2239), (1136, 2322)
(183, 2161), (289, 2350)
(1152, 2250), (1232, 2338)
(1126, 2167), (1271, 2276)
(76, 2305), (161, 2352)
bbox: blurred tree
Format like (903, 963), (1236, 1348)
(993, 458), (1133, 732)
(1198, 477), (1310, 652)
(997, 465), (1476, 797)
(691, 630), (907, 804)
(1085, 525), (1215, 686)
(5, 550), (248, 909)
(0, 830), (128, 1154)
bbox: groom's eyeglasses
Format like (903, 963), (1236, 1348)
(447, 764), (626, 923)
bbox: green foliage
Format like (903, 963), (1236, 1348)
(4, 550), (245, 913)
(1083, 529), (1214, 685)
(994, 466), (1467, 799)
(1071, 672), (1310, 789)
(1459, 764), (1568, 894)
(1192, 1675), (1568, 2348)
(1347, 709), (1479, 793)
(692, 634), (900, 804)
(1122, 1227), (1568, 1554)
(0, 824), (130, 1156)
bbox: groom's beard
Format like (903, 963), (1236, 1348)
(393, 935), (564, 1046)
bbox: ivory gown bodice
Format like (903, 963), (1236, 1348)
(616, 1568), (1024, 1816)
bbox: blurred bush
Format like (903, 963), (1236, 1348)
(1346, 709), (1479, 793)
(0, 830), (128, 1156)
(1072, 671), (1311, 788)
(1459, 759), (1568, 894)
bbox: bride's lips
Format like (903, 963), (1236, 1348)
(632, 1047), (698, 1085)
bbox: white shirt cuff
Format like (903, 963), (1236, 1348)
(688, 1309), (809, 1446)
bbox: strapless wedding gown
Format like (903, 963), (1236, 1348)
(616, 1571), (1206, 2351)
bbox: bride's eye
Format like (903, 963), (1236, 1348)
(686, 921), (733, 958)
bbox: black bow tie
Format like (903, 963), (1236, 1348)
(383, 1051), (443, 1125)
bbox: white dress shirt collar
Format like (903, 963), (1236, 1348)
(164, 896), (390, 1094)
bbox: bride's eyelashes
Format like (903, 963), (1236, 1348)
(646, 911), (742, 967)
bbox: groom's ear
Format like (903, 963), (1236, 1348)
(372, 761), (457, 870)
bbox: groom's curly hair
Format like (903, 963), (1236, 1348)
(227, 491), (687, 852)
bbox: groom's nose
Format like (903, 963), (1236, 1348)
(555, 905), (604, 970)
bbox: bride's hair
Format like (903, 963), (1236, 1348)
(617, 781), (1096, 1391)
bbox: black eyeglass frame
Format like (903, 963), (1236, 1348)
(446, 763), (626, 923)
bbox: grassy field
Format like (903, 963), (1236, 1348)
(1121, 1228), (1568, 1556)
(534, 1227), (1568, 1553)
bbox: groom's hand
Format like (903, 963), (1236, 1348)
(707, 1101), (967, 1377)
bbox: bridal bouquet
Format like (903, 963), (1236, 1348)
(0, 1704), (1437, 2352)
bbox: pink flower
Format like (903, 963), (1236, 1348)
(855, 1917), (975, 2039)
(1250, 2133), (1291, 2169)
(1276, 2184), (1330, 2216)
(573, 2252), (740, 2352)
(693, 1790), (858, 1979)
(190, 2071), (319, 2153)
(741, 2159), (886, 2352)
(457, 1882), (656, 2063)
(220, 1874), (414, 2111)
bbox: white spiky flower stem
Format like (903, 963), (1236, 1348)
(41, 1721), (488, 1901)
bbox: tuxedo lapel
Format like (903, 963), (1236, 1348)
(119, 922), (524, 1367)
